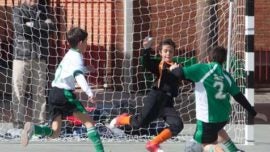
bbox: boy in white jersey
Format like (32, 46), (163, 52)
(170, 46), (268, 152)
(21, 27), (104, 152)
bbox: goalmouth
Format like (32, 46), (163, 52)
(0, 0), (254, 145)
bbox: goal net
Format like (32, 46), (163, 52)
(0, 0), (246, 143)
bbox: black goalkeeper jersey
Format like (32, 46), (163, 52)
(141, 48), (180, 97)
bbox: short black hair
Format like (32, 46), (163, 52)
(158, 38), (176, 51)
(208, 46), (227, 64)
(67, 27), (88, 48)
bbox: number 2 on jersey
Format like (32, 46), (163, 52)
(213, 81), (226, 99)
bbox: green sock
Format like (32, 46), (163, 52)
(34, 125), (53, 136)
(87, 127), (104, 152)
(224, 139), (238, 152)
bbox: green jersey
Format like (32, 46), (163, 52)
(183, 62), (240, 123)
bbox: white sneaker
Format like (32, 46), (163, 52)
(6, 128), (23, 139)
(109, 113), (129, 129)
(109, 118), (118, 129)
(21, 122), (34, 147)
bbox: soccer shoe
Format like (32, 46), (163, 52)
(146, 141), (164, 152)
(109, 113), (129, 129)
(21, 122), (34, 147)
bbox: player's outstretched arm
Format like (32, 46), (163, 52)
(141, 36), (160, 74)
(233, 92), (268, 122)
(75, 73), (94, 97)
(233, 93), (257, 116)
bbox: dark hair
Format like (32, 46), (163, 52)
(67, 27), (88, 48)
(158, 38), (176, 51)
(208, 46), (227, 64)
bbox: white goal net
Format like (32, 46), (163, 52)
(0, 0), (246, 144)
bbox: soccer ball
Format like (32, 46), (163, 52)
(184, 139), (203, 152)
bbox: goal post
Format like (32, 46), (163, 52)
(244, 0), (255, 145)
(226, 0), (233, 72)
(123, 0), (134, 93)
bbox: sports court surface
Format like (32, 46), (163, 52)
(0, 125), (269, 152)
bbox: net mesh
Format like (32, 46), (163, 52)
(0, 0), (246, 144)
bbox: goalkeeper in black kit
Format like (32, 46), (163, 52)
(110, 37), (184, 152)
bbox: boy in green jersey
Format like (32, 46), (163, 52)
(170, 46), (268, 152)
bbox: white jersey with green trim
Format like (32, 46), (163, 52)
(183, 62), (240, 123)
(52, 48), (86, 90)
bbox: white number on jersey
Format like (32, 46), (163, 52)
(213, 81), (226, 100)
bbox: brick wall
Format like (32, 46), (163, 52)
(254, 1), (270, 86)
(255, 0), (270, 50)
(0, 0), (269, 89)
(1, 0), (269, 52)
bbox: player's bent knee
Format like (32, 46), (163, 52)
(130, 117), (143, 129)
(130, 121), (141, 129)
(169, 119), (184, 136)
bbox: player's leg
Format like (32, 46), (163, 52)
(31, 59), (47, 124)
(21, 115), (61, 147)
(185, 126), (242, 152)
(218, 129), (243, 152)
(146, 107), (183, 152)
(12, 60), (30, 129)
(131, 89), (166, 129)
(193, 120), (227, 152)
(184, 138), (203, 152)
(109, 112), (130, 127)
(73, 112), (104, 152)
(21, 86), (68, 146)
(110, 89), (161, 129)
(63, 88), (103, 152)
(60, 88), (104, 151)
(151, 107), (183, 145)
